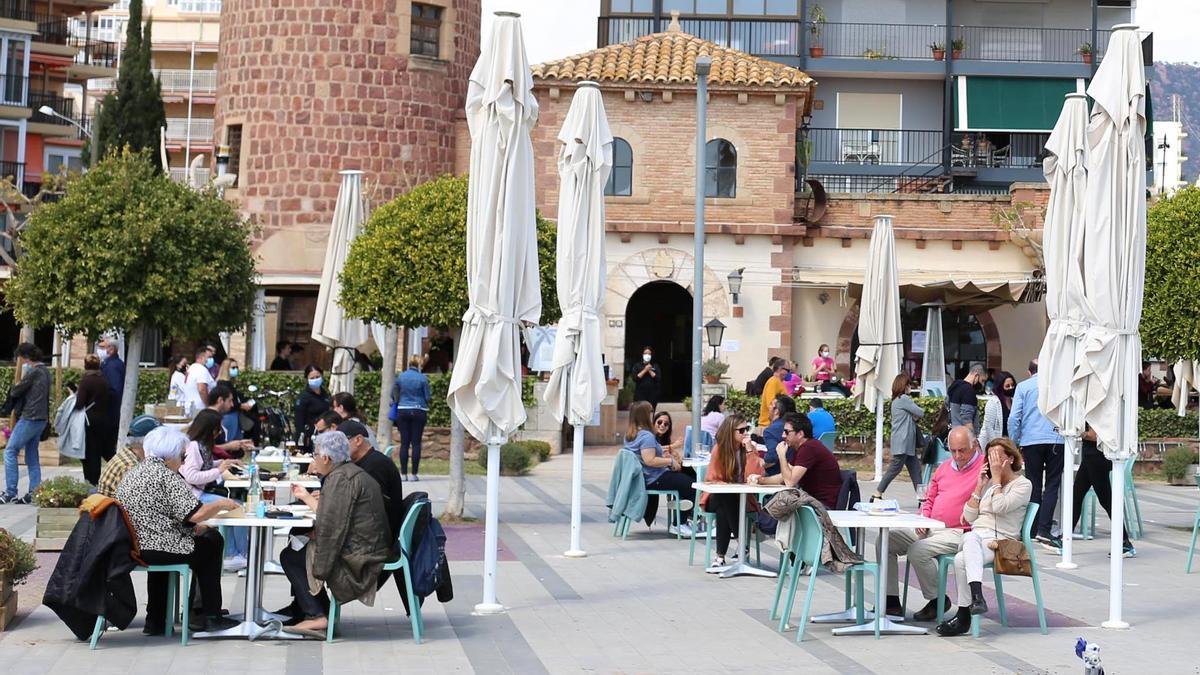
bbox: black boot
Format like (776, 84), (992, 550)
(885, 594), (903, 617)
(935, 607), (972, 637)
(201, 614), (239, 632)
(913, 595), (952, 622)
(968, 581), (988, 616)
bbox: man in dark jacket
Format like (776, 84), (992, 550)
(43, 496), (139, 639)
(2, 343), (51, 503)
(98, 336), (125, 454)
(339, 420), (404, 541)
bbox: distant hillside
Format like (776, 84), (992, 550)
(1151, 62), (1200, 183)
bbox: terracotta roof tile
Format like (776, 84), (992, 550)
(531, 31), (814, 91)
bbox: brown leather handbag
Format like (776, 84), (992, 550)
(990, 538), (1032, 577)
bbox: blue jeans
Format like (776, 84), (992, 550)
(395, 408), (427, 475)
(4, 419), (47, 497)
(198, 491), (249, 558)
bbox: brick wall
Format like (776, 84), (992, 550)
(215, 0), (481, 266)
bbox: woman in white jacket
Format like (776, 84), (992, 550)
(937, 437), (1032, 637)
(978, 371), (1016, 450)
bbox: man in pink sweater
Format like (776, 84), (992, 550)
(883, 426), (983, 621)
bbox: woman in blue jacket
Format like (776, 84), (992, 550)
(392, 355), (432, 481)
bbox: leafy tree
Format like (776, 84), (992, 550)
(5, 150), (257, 440)
(339, 173), (559, 516)
(86, 0), (166, 168)
(1141, 186), (1200, 362)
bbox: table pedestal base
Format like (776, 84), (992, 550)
(194, 619), (290, 640)
(718, 560), (776, 579)
(810, 609), (904, 624)
(832, 616), (926, 636)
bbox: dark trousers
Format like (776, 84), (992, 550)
(1072, 449), (1132, 547)
(81, 419), (114, 485)
(1022, 443), (1064, 538)
(395, 409), (428, 475)
(704, 493), (740, 557)
(279, 545), (329, 619)
(646, 469), (695, 523)
(877, 454), (922, 495)
(819, 381), (851, 397)
(140, 529), (224, 621)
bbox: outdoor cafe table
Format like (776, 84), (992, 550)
(692, 482), (788, 578)
(253, 454), (314, 466)
(224, 478), (321, 490)
(813, 510), (945, 636)
(195, 509), (315, 640)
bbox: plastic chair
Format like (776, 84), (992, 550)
(682, 426), (714, 458)
(383, 445), (396, 458)
(970, 502), (1048, 637)
(1077, 464), (1142, 540)
(772, 506), (881, 641)
(90, 564), (192, 649)
(818, 432), (837, 452)
(901, 553), (955, 619)
(920, 439), (950, 485)
(688, 463), (715, 566)
(328, 499), (429, 643)
(1186, 474), (1200, 573)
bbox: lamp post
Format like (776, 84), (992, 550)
(691, 55), (710, 462)
(1156, 134), (1169, 195)
(727, 267), (744, 305)
(705, 318), (725, 360)
(39, 104), (97, 167)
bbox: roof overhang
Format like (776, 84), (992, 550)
(791, 267), (1042, 310)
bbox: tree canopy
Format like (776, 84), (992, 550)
(5, 149), (258, 339)
(339, 173), (560, 328)
(1141, 185), (1200, 361)
(87, 0), (166, 168)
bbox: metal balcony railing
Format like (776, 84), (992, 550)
(70, 37), (118, 69)
(28, 90), (74, 124)
(165, 117), (214, 141)
(0, 160), (25, 186)
(0, 0), (33, 22)
(169, 166), (212, 185)
(599, 15), (802, 57)
(35, 14), (69, 44)
(0, 74), (27, 106)
(814, 22), (944, 60)
(806, 128), (943, 166)
(157, 69), (218, 93)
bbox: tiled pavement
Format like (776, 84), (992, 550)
(0, 454), (1198, 673)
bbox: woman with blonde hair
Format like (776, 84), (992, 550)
(937, 437), (1032, 637)
(699, 414), (763, 568)
(623, 401), (695, 536)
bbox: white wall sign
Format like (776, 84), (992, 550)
(911, 330), (927, 354)
(722, 339), (740, 353)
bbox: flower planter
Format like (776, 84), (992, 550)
(951, 50), (963, 60)
(809, 46), (824, 58)
(35, 506), (79, 551)
(0, 573), (15, 631)
(931, 48), (945, 61)
(1081, 54), (1093, 64)
(703, 375), (721, 385)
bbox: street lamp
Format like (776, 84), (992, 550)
(704, 318), (725, 360)
(727, 268), (744, 305)
(39, 104), (99, 167)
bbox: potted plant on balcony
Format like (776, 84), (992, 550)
(1077, 42), (1094, 64)
(951, 37), (966, 59)
(808, 4), (826, 58)
(702, 358), (729, 385)
(930, 41), (945, 61)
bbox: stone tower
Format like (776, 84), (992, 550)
(215, 0), (482, 281)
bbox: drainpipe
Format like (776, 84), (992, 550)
(942, 0), (953, 179)
(800, 0), (807, 62)
(1090, 0), (1098, 77)
(652, 0), (661, 33)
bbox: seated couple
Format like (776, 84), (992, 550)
(879, 426), (1032, 637)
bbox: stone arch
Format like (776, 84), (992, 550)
(833, 300), (1002, 377)
(605, 246), (731, 381)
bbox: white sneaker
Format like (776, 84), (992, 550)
(223, 555), (248, 572)
(677, 523), (693, 537)
(706, 556), (728, 573)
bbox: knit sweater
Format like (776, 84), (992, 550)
(758, 376), (785, 426)
(963, 475), (1033, 540)
(921, 452), (983, 530)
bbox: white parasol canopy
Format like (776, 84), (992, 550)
(1172, 361), (1200, 416)
(853, 215), (902, 481)
(1037, 92), (1090, 569)
(544, 82), (611, 558)
(312, 170), (379, 394)
(250, 288), (267, 371)
(1076, 24), (1147, 629)
(448, 11), (541, 613)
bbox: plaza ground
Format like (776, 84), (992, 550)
(0, 449), (1197, 674)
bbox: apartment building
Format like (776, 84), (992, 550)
(599, 0), (1148, 194)
(74, 0), (219, 184)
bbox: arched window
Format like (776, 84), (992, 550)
(605, 137), (633, 196)
(705, 138), (737, 198)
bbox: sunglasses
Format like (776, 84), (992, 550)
(655, 419), (670, 426)
(736, 425), (751, 434)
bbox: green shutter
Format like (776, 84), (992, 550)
(955, 77), (1081, 132)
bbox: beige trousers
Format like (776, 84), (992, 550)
(885, 527), (964, 600)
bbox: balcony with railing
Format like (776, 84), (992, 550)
(35, 13), (69, 44)
(165, 117), (214, 142)
(597, 16), (1151, 68)
(0, 0), (34, 22)
(93, 69), (218, 94)
(28, 90), (74, 125)
(169, 166), (211, 185)
(70, 36), (118, 69)
(0, 160), (25, 186)
(0, 74), (27, 107)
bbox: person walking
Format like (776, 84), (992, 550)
(392, 355), (431, 482)
(98, 336), (125, 455)
(1070, 424), (1136, 558)
(1008, 359), (1064, 552)
(872, 372), (924, 500)
(946, 364), (986, 432)
(180, 346), (216, 417)
(979, 370), (1016, 449)
(75, 354), (112, 485)
(1, 343), (51, 503)
(632, 346), (662, 410)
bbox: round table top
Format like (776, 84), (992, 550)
(223, 478), (321, 489)
(691, 481), (789, 495)
(255, 454), (314, 464)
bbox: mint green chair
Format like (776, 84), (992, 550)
(1186, 474), (1200, 573)
(970, 502), (1048, 637)
(327, 499), (429, 643)
(773, 506), (881, 641)
(901, 553), (955, 619)
(818, 432), (837, 452)
(688, 463), (715, 565)
(645, 488), (684, 539)
(920, 439), (950, 485)
(89, 564), (192, 648)
(1077, 462), (1142, 540)
(383, 445), (396, 458)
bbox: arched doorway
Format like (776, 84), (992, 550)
(624, 281), (692, 403)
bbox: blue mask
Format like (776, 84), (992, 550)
(205, 357), (215, 368)
(230, 368), (239, 378)
(21, 363), (30, 375)
(308, 377), (323, 390)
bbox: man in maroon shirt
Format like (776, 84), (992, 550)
(759, 412), (842, 508)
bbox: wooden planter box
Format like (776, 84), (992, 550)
(0, 573), (15, 631)
(35, 506), (79, 551)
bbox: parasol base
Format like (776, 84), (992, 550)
(1101, 620), (1130, 630)
(563, 549), (588, 558)
(473, 603), (506, 615)
(1055, 561), (1078, 570)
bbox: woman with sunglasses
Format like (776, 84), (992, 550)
(700, 414), (764, 568)
(652, 411), (684, 455)
(623, 401), (695, 536)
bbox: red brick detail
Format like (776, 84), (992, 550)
(841, 238), (852, 248)
(951, 240), (963, 250)
(732, 305), (744, 318)
(734, 234), (746, 245)
(619, 233), (632, 243)
(915, 239), (926, 249)
(802, 236), (814, 247)
(988, 240), (1002, 251)
(657, 233), (670, 244)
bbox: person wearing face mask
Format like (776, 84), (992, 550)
(295, 365), (331, 452)
(98, 337), (125, 456)
(180, 346), (217, 417)
(167, 356), (189, 406)
(632, 346), (661, 410)
(0, 343), (51, 504)
(979, 370), (1016, 450)
(810, 344), (850, 396)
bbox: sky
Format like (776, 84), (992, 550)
(481, 0), (1200, 65)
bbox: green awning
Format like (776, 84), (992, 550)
(954, 76), (1084, 132)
